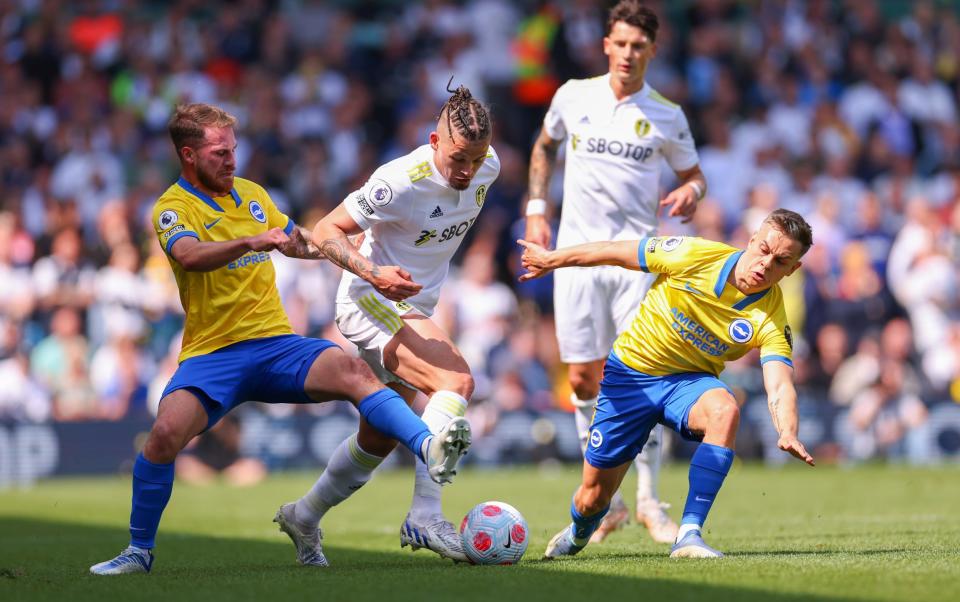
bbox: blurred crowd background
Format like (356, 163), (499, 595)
(2, 0), (960, 474)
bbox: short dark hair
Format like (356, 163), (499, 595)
(168, 103), (237, 157)
(606, 0), (659, 40)
(764, 209), (814, 256)
(438, 80), (492, 142)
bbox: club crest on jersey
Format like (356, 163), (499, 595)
(249, 201), (266, 223)
(635, 119), (651, 138)
(589, 429), (603, 448)
(158, 210), (178, 230)
(662, 236), (683, 252)
(728, 319), (754, 344)
(369, 179), (393, 206)
(475, 184), (487, 208)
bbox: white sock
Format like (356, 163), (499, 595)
(677, 522), (701, 541)
(635, 424), (662, 501)
(295, 433), (383, 528)
(409, 391), (467, 522)
(571, 393), (598, 455)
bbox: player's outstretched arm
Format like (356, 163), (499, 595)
(762, 360), (815, 466)
(524, 128), (563, 248)
(170, 228), (289, 272)
(516, 239), (641, 282)
(313, 203), (422, 301)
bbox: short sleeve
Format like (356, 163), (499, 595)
(542, 82), (570, 141)
(637, 236), (698, 275)
(153, 198), (199, 255)
(343, 166), (413, 230)
(758, 302), (794, 368)
(663, 109), (699, 172)
(258, 187), (294, 235)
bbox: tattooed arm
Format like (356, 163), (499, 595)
(278, 225), (325, 260)
(524, 128), (563, 248)
(762, 360), (815, 466)
(312, 203), (421, 301)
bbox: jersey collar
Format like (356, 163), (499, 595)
(606, 73), (649, 104)
(714, 249), (773, 309)
(176, 177), (242, 212)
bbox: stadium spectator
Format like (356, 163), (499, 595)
(0, 0), (957, 469)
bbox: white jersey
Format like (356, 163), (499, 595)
(543, 74), (699, 246)
(337, 143), (501, 315)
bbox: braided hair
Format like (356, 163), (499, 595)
(439, 77), (492, 142)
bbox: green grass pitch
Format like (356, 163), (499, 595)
(1, 463), (958, 602)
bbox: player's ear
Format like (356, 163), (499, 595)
(602, 36), (612, 56)
(429, 130), (440, 151)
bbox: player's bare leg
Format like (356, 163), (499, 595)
(277, 347), (467, 566)
(633, 425), (679, 543)
(385, 314), (473, 562)
(91, 390), (208, 575)
(545, 460), (631, 558)
(568, 360), (632, 543)
(670, 388), (739, 559)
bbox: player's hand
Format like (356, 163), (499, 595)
(370, 266), (422, 301)
(777, 434), (815, 466)
(247, 228), (290, 252)
(516, 239), (554, 282)
(524, 214), (552, 248)
(659, 184), (699, 224)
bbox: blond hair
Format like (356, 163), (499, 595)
(168, 103), (237, 156)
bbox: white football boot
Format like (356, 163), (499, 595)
(399, 512), (468, 562)
(274, 502), (329, 567)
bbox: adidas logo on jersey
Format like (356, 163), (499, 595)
(429, 206), (444, 218)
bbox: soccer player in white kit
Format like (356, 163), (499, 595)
(524, 0), (707, 544)
(275, 85), (499, 564)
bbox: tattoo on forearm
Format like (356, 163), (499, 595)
(528, 137), (559, 200)
(319, 238), (378, 279)
(769, 398), (782, 434)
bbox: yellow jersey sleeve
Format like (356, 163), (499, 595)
(249, 182), (294, 235)
(637, 236), (699, 276)
(757, 295), (794, 368)
(153, 196), (200, 255)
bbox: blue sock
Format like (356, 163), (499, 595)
(357, 389), (431, 462)
(681, 443), (735, 528)
(129, 453), (175, 549)
(570, 498), (609, 546)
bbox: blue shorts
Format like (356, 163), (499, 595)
(584, 352), (733, 469)
(161, 334), (339, 430)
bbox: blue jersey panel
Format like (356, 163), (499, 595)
(161, 334), (338, 430)
(584, 352), (733, 469)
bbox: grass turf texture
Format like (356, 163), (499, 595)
(1, 464), (957, 602)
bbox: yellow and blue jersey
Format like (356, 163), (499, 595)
(152, 176), (295, 362)
(613, 236), (793, 377)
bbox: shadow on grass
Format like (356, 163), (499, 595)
(0, 518), (862, 602)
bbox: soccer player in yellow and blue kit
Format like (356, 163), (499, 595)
(90, 104), (471, 575)
(518, 209), (816, 559)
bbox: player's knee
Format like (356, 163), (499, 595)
(335, 356), (381, 399)
(437, 371), (474, 399)
(569, 371), (600, 400)
(708, 399), (740, 433)
(144, 421), (185, 463)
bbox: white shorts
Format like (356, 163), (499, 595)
(553, 265), (656, 364)
(334, 290), (423, 388)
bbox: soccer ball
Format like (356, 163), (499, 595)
(459, 501), (529, 565)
